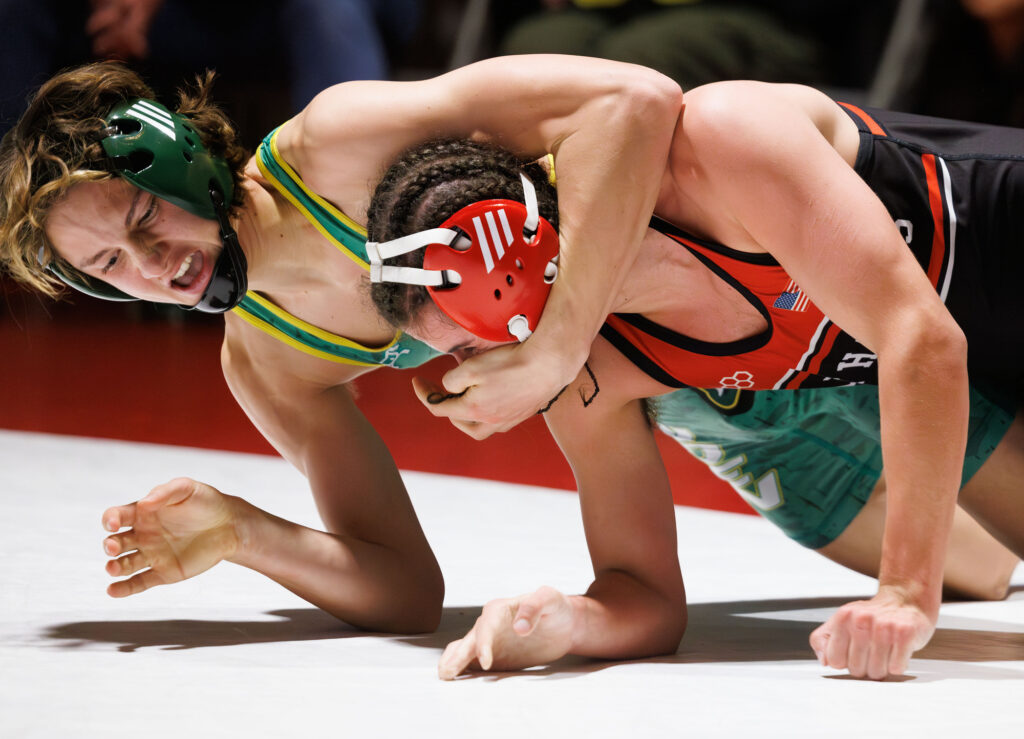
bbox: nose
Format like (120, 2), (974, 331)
(127, 240), (168, 279)
(451, 346), (479, 364)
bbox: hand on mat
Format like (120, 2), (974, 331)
(438, 586), (576, 680)
(809, 586), (935, 680)
(87, 0), (164, 60)
(101, 477), (240, 597)
(412, 341), (575, 439)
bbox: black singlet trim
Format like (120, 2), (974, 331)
(841, 103), (1024, 165)
(613, 308), (772, 358)
(650, 216), (779, 265)
(612, 216), (775, 357)
(599, 323), (689, 388)
(776, 318), (835, 390)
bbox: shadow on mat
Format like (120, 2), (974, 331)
(41, 606), (481, 653)
(403, 595), (1024, 683)
(44, 608), (362, 652)
(42, 594), (1023, 681)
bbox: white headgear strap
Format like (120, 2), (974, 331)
(367, 173), (540, 286)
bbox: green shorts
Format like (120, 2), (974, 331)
(652, 385), (1014, 549)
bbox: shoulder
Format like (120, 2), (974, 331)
(281, 79), (435, 161)
(268, 79), (437, 206)
(682, 81), (846, 149)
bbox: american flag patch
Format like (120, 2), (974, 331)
(773, 280), (809, 312)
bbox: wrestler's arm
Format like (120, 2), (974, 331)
(221, 320), (443, 631)
(435, 372), (685, 678)
(682, 81), (969, 678)
(103, 316), (443, 633)
(286, 55), (683, 436)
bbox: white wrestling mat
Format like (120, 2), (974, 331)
(1, 430), (1021, 738)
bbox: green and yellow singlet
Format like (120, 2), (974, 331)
(230, 127), (440, 370)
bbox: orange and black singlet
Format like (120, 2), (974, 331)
(601, 103), (1024, 392)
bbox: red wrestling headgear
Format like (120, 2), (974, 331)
(366, 174), (559, 342)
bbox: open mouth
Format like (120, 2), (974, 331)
(171, 252), (204, 290)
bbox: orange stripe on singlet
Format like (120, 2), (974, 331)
(921, 153), (947, 289)
(838, 102), (887, 136)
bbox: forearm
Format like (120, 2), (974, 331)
(876, 332), (969, 616)
(227, 495), (443, 633)
(568, 570), (686, 660)
(527, 74), (683, 378)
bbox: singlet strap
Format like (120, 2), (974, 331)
(232, 291), (439, 368)
(256, 126), (371, 267)
(229, 128), (441, 369)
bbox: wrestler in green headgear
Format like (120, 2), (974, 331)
(45, 97), (247, 312)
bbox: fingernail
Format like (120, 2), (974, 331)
(514, 618), (530, 634)
(813, 649), (823, 665)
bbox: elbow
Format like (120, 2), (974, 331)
(924, 318), (968, 383)
(626, 72), (684, 126)
(418, 567), (447, 632)
(653, 594), (688, 656)
(635, 584), (689, 658)
(583, 568), (687, 659)
(602, 65), (682, 129)
(640, 71), (684, 113)
(884, 308), (967, 385)
(928, 313), (968, 371)
(332, 562), (445, 635)
(391, 565), (446, 634)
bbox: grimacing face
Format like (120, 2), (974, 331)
(407, 302), (510, 363)
(45, 177), (223, 306)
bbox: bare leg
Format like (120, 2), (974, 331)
(817, 475), (1020, 601)
(956, 411), (1024, 559)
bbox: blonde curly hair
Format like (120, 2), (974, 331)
(0, 62), (249, 297)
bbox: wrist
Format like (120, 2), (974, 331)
(525, 328), (589, 386)
(223, 495), (256, 567)
(566, 594), (590, 654)
(876, 579), (941, 619)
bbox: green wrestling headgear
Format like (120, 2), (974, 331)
(44, 98), (248, 312)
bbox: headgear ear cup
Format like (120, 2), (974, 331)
(423, 198), (558, 342)
(367, 173), (559, 342)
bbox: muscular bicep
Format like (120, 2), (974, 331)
(301, 55), (679, 155)
(283, 56), (680, 219)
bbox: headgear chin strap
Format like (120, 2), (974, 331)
(42, 98), (247, 313)
(367, 173), (559, 343)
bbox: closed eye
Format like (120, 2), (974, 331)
(137, 196), (158, 225)
(101, 252), (119, 274)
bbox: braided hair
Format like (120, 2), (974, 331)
(366, 138), (559, 329)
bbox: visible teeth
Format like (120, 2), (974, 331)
(173, 255), (193, 282)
